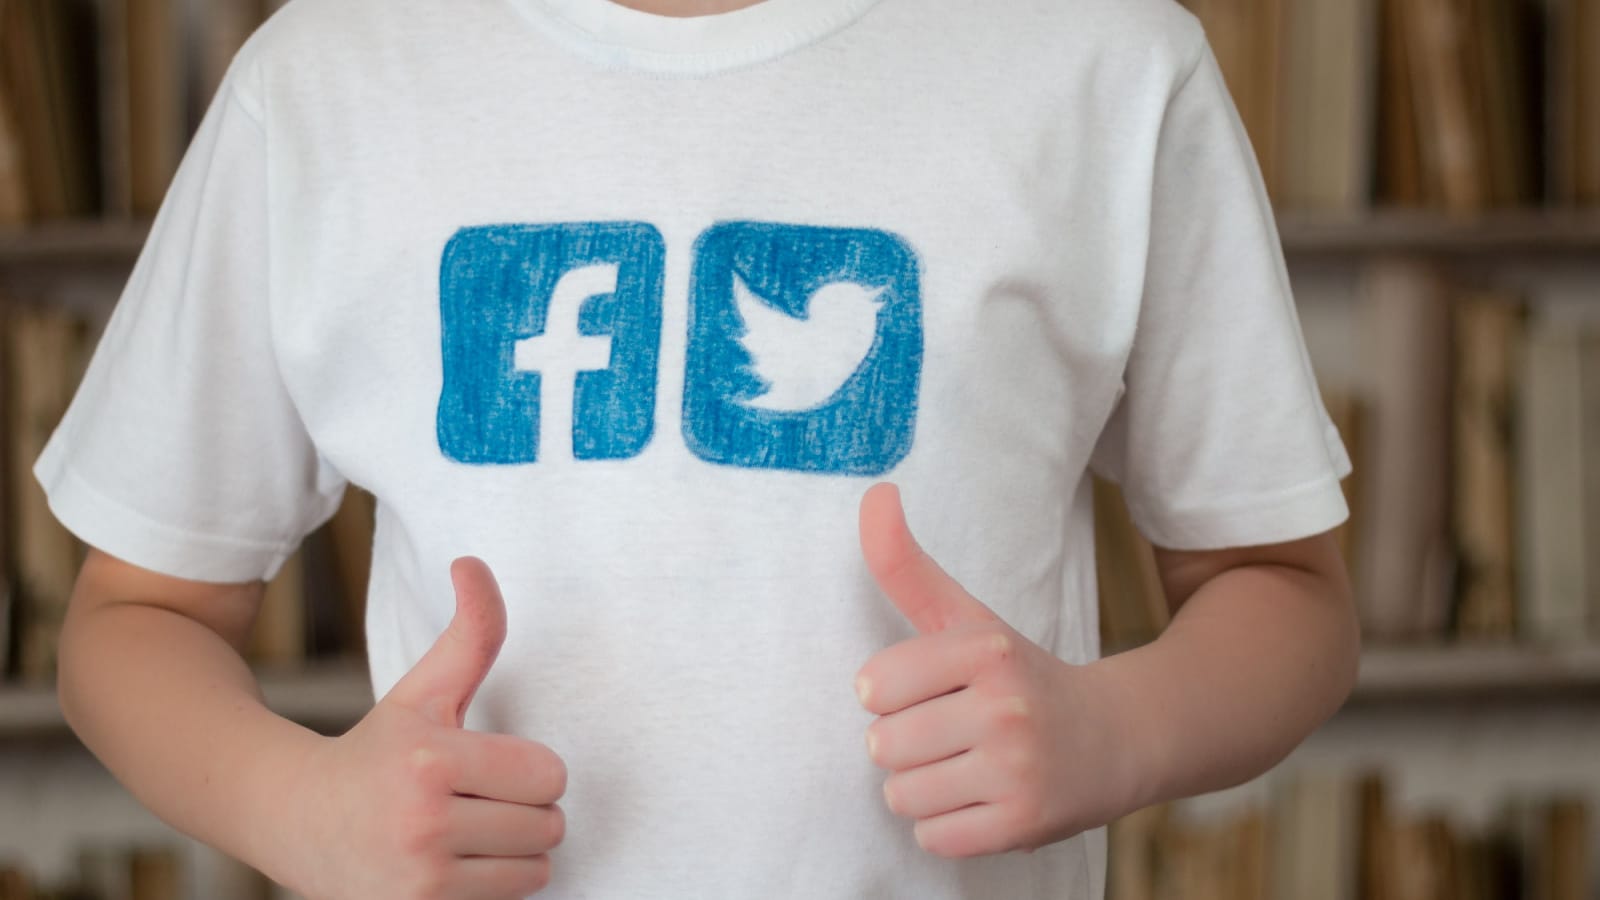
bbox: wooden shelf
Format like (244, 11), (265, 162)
(0, 659), (373, 740)
(3, 646), (1599, 741)
(0, 220), (150, 267)
(1275, 209), (1600, 257)
(0, 221), (148, 315)
(2, 211), (1600, 302)
(1349, 642), (1600, 703)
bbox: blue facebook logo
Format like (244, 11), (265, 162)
(682, 222), (923, 476)
(437, 223), (665, 464)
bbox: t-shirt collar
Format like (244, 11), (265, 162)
(509, 0), (887, 73)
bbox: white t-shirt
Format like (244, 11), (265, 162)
(36, 0), (1352, 896)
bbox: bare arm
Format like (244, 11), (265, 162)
(56, 548), (325, 882)
(1097, 529), (1362, 807)
(58, 549), (565, 899)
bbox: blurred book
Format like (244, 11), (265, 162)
(0, 864), (29, 900)
(1276, 0), (1378, 211)
(1094, 478), (1170, 652)
(0, 0), (99, 221)
(127, 844), (180, 900)
(1584, 332), (1600, 640)
(5, 305), (95, 683)
(1184, 0), (1377, 212)
(1382, 0), (1539, 211)
(1517, 324), (1593, 644)
(324, 487), (374, 659)
(1109, 771), (1591, 899)
(1451, 292), (1524, 640)
(0, 51), (29, 226)
(247, 548), (306, 668)
(1355, 259), (1454, 642)
(1270, 770), (1361, 900)
(99, 0), (186, 218)
(1549, 0), (1600, 204)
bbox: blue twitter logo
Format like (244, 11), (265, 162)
(683, 222), (923, 475)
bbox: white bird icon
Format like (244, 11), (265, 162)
(731, 272), (888, 412)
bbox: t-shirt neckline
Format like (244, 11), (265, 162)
(509, 0), (886, 74)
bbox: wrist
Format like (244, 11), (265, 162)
(232, 718), (329, 889)
(1082, 644), (1180, 814)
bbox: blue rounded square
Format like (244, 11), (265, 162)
(437, 222), (665, 465)
(682, 222), (923, 476)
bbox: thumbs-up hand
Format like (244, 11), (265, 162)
(855, 484), (1144, 859)
(284, 558), (566, 899)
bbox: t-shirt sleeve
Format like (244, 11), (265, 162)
(32, 71), (344, 584)
(1088, 37), (1353, 552)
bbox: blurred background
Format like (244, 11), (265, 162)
(0, 0), (1596, 897)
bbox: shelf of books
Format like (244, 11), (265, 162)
(1, 0), (1598, 895)
(1108, 770), (1592, 900)
(6, 212), (1600, 277)
(6, 643), (1600, 742)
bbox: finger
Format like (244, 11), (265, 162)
(865, 688), (988, 771)
(859, 482), (998, 635)
(913, 803), (1019, 859)
(385, 557), (508, 728)
(882, 750), (995, 820)
(452, 855), (552, 900)
(438, 729), (568, 806)
(856, 625), (1019, 715)
(444, 797), (565, 857)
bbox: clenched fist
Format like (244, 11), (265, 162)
(855, 484), (1146, 860)
(282, 558), (566, 900)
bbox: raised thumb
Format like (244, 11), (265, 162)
(860, 482), (998, 634)
(384, 556), (507, 728)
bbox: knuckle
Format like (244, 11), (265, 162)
(989, 631), (1015, 661)
(398, 810), (446, 858)
(991, 693), (1032, 727)
(971, 627), (1015, 669)
(405, 743), (451, 788)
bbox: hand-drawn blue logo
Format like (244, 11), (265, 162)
(437, 223), (665, 464)
(682, 222), (922, 475)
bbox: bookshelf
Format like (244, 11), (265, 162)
(2, 0), (1598, 895)
(4, 213), (1599, 323)
(3, 645), (1600, 743)
(1352, 642), (1600, 702)
(1276, 211), (1600, 257)
(8, 211), (1600, 270)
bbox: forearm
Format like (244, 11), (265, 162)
(1096, 560), (1361, 808)
(57, 594), (325, 875)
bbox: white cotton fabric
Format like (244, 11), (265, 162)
(36, 0), (1350, 896)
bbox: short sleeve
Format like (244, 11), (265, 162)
(33, 73), (344, 583)
(1088, 39), (1352, 551)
